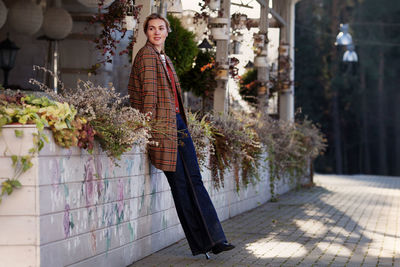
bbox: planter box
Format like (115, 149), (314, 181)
(0, 125), (296, 267)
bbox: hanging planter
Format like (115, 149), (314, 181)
(231, 34), (243, 54)
(215, 64), (228, 80)
(254, 50), (268, 68)
(254, 56), (267, 67)
(253, 33), (265, 48)
(210, 18), (229, 41)
(122, 3), (138, 31)
(122, 16), (137, 31)
(232, 40), (241, 54)
(90, 1), (142, 73)
(231, 33), (243, 42)
(0, 0), (7, 30)
(231, 13), (247, 30)
(8, 0), (43, 36)
(77, 0), (114, 8)
(208, 0), (221, 11)
(42, 7), (73, 40)
(258, 85), (268, 95)
(167, 0), (183, 14)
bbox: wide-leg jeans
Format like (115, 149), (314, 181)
(164, 113), (227, 255)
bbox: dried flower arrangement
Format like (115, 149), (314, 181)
(186, 112), (215, 170)
(255, 113), (327, 201)
(208, 112), (262, 190)
(30, 66), (151, 159)
(187, 111), (262, 191)
(187, 110), (326, 195)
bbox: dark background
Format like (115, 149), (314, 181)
(295, 0), (400, 175)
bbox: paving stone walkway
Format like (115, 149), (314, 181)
(128, 174), (400, 266)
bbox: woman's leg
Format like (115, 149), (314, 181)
(163, 114), (227, 255)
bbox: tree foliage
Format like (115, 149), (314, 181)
(165, 14), (198, 77)
(180, 49), (217, 113)
(238, 68), (259, 106)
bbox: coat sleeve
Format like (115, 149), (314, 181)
(137, 51), (158, 120)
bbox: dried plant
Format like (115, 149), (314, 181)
(187, 109), (326, 194)
(207, 112), (262, 190)
(186, 112), (214, 171)
(255, 113), (326, 199)
(30, 67), (151, 160)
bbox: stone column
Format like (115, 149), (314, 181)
(275, 0), (297, 122)
(131, 0), (154, 61)
(256, 0), (270, 116)
(213, 0), (230, 113)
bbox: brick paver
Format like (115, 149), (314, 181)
(128, 174), (400, 266)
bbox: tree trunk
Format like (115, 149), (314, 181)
(395, 93), (400, 175)
(332, 91), (343, 174)
(330, 0), (343, 174)
(377, 48), (387, 175)
(360, 69), (371, 173)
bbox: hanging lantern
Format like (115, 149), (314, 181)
(210, 18), (229, 41)
(343, 44), (358, 62)
(335, 23), (353, 46)
(0, 0), (7, 30)
(0, 36), (20, 87)
(43, 7), (73, 40)
(208, 0), (220, 11)
(8, 0), (43, 36)
(77, 0), (114, 8)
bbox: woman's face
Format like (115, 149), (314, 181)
(146, 18), (168, 51)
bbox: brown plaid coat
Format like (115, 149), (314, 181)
(128, 41), (187, 172)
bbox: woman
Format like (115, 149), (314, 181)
(128, 14), (234, 258)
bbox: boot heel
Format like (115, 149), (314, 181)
(205, 252), (210, 259)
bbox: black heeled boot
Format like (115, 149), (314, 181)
(211, 242), (235, 254)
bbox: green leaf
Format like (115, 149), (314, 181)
(10, 180), (22, 188)
(11, 155), (18, 167)
(65, 118), (72, 129)
(42, 134), (49, 143)
(14, 129), (23, 138)
(0, 116), (8, 128)
(4, 182), (13, 195)
(21, 156), (33, 172)
(37, 139), (44, 151)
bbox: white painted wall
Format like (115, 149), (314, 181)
(0, 123), (296, 267)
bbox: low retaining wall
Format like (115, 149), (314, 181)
(0, 125), (294, 267)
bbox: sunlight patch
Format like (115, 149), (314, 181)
(246, 241), (308, 258)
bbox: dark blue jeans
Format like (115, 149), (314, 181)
(164, 113), (227, 255)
